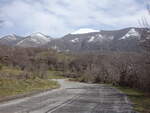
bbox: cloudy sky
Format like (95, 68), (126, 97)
(0, 0), (149, 37)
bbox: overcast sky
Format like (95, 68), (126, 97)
(0, 0), (149, 37)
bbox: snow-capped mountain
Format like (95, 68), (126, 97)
(0, 33), (51, 47)
(0, 27), (146, 52)
(47, 27), (144, 52)
(71, 28), (99, 35)
(0, 34), (24, 46)
(17, 33), (51, 47)
(1, 34), (17, 41)
(120, 28), (140, 40)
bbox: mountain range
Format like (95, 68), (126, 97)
(0, 27), (147, 52)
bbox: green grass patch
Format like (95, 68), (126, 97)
(0, 78), (59, 98)
(57, 53), (74, 61)
(0, 66), (23, 75)
(47, 70), (65, 79)
(0, 66), (60, 99)
(69, 76), (85, 82)
(48, 75), (65, 79)
(115, 86), (150, 113)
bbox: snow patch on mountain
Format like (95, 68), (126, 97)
(3, 34), (17, 40)
(146, 37), (150, 40)
(88, 36), (95, 42)
(17, 33), (51, 46)
(16, 40), (25, 45)
(120, 28), (140, 40)
(71, 28), (99, 35)
(71, 38), (79, 43)
(97, 34), (104, 40)
(30, 33), (50, 42)
(88, 34), (105, 43)
(108, 36), (114, 40)
(52, 45), (58, 50)
(30, 33), (44, 37)
(52, 45), (61, 52)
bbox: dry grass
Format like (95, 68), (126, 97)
(115, 86), (150, 113)
(0, 66), (60, 98)
(0, 78), (59, 98)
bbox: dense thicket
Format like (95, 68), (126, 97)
(69, 52), (150, 92)
(0, 44), (149, 92)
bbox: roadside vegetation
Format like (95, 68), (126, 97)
(115, 86), (150, 113)
(0, 46), (75, 99)
(47, 70), (65, 79)
(0, 66), (59, 99)
(0, 45), (150, 92)
(0, 77), (59, 98)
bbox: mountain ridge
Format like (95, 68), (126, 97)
(46, 27), (144, 52)
(0, 27), (147, 52)
(0, 32), (52, 47)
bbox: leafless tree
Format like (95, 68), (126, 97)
(140, 4), (150, 51)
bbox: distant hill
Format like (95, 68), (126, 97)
(0, 27), (148, 52)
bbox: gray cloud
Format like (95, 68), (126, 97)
(0, 0), (149, 37)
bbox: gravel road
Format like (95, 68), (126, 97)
(0, 79), (135, 113)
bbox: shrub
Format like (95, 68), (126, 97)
(0, 64), (3, 70)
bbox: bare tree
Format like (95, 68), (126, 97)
(139, 4), (150, 51)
